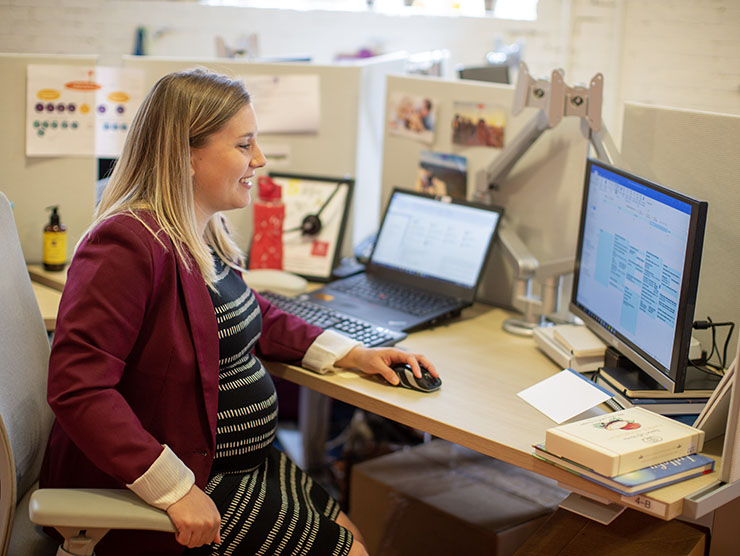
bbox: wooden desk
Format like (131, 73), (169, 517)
(265, 303), (723, 523)
(32, 282), (62, 332)
(28, 267), (731, 540)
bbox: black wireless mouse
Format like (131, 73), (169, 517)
(390, 363), (442, 393)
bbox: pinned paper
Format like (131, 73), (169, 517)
(26, 65), (145, 157)
(240, 74), (320, 134)
(517, 369), (612, 424)
(27, 65), (97, 156)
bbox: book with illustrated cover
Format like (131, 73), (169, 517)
(533, 443), (714, 496)
(545, 407), (705, 477)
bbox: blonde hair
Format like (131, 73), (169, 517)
(93, 67), (251, 286)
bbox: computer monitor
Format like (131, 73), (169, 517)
(457, 64), (510, 85)
(570, 159), (708, 393)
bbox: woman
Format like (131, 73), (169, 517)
(40, 68), (437, 556)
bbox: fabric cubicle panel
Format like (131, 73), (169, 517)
(122, 55), (377, 258)
(380, 74), (590, 309)
(621, 103), (740, 362)
(0, 54), (98, 264)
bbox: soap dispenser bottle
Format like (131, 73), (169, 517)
(43, 205), (67, 271)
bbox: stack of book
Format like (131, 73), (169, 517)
(594, 366), (720, 418)
(534, 407), (714, 497)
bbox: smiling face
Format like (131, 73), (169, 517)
(190, 103), (266, 232)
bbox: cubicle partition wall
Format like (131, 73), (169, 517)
(620, 103), (740, 360)
(381, 74), (590, 309)
(123, 54), (407, 257)
(352, 53), (409, 244)
(0, 54), (98, 263)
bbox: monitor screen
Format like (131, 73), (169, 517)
(570, 159), (708, 393)
(371, 189), (502, 290)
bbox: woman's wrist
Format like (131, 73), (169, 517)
(335, 345), (364, 369)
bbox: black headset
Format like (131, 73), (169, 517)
(283, 182), (342, 236)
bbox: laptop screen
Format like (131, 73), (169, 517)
(371, 190), (502, 289)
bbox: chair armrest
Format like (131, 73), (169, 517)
(29, 488), (176, 532)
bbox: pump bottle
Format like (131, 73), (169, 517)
(43, 205), (67, 271)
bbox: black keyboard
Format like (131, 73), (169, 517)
(328, 274), (459, 317)
(260, 291), (407, 348)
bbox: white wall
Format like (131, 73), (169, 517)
(1, 0), (739, 145)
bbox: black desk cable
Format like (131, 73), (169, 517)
(690, 316), (735, 376)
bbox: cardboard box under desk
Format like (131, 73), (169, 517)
(513, 507), (707, 556)
(349, 440), (569, 556)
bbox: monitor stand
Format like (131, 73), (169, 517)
(600, 363), (722, 397)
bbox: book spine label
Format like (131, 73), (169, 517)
(621, 494), (668, 518)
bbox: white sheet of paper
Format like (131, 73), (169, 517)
(240, 74), (320, 134)
(517, 369), (612, 424)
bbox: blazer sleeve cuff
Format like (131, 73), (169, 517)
(126, 445), (195, 510)
(302, 330), (361, 374)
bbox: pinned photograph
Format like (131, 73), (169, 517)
(451, 101), (505, 148)
(388, 92), (436, 144)
(415, 150), (468, 200)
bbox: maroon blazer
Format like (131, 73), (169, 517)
(40, 212), (322, 555)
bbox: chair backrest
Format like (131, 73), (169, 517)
(0, 192), (54, 555)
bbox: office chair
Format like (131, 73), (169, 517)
(0, 192), (175, 556)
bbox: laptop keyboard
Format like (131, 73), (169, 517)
(328, 274), (459, 317)
(259, 291), (407, 348)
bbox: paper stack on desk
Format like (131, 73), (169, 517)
(532, 324), (606, 373)
(552, 325), (607, 358)
(535, 407), (713, 496)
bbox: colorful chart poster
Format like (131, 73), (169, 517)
(27, 65), (96, 157)
(94, 67), (145, 158)
(26, 65), (145, 157)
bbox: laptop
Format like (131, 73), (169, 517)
(301, 188), (503, 332)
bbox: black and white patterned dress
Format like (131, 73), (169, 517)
(186, 256), (353, 556)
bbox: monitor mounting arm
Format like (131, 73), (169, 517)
(481, 63), (622, 335)
(478, 62), (621, 198)
(499, 222), (575, 336)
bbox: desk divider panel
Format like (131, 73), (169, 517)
(381, 74), (590, 309)
(621, 103), (740, 361)
(0, 54), (98, 263)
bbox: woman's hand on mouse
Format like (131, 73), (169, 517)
(334, 346), (437, 385)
